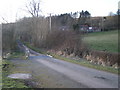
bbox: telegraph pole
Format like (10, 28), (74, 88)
(102, 17), (104, 31)
(48, 13), (55, 32)
(47, 13), (53, 32)
(102, 17), (106, 31)
(49, 13), (51, 31)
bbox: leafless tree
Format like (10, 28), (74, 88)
(26, 0), (41, 17)
(2, 23), (16, 57)
(1, 17), (8, 23)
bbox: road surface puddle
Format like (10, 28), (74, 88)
(8, 73), (32, 79)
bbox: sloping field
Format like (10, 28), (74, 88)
(83, 30), (118, 53)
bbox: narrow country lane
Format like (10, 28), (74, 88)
(10, 41), (119, 88)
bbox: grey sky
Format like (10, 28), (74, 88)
(0, 0), (119, 23)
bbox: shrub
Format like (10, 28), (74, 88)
(44, 30), (89, 57)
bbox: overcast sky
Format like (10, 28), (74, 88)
(0, 0), (119, 23)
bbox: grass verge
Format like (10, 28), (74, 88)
(2, 52), (30, 88)
(48, 53), (119, 74)
(24, 42), (46, 55)
(8, 51), (27, 60)
(25, 42), (119, 74)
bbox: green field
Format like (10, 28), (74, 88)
(83, 30), (118, 53)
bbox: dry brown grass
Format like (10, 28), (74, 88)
(85, 50), (119, 68)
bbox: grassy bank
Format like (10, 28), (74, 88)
(83, 30), (118, 53)
(24, 42), (46, 55)
(25, 43), (119, 74)
(49, 53), (119, 74)
(2, 51), (30, 88)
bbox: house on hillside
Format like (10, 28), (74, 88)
(79, 24), (101, 33)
